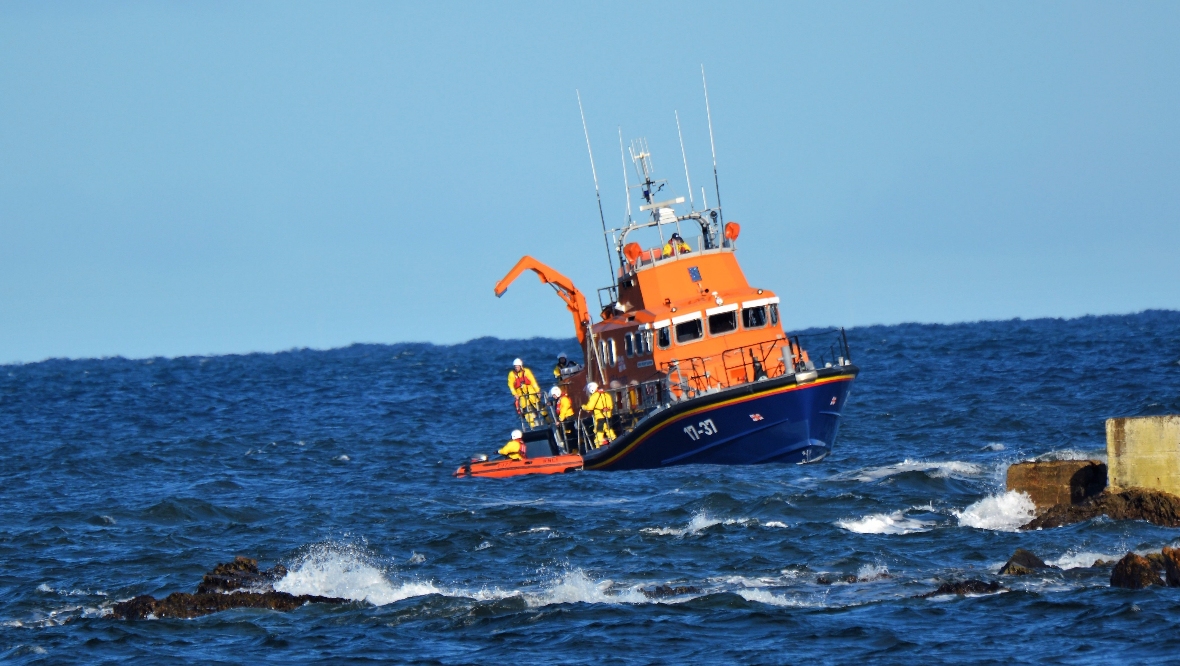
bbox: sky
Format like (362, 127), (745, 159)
(1, 2), (1177, 363)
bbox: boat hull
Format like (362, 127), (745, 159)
(582, 366), (857, 471)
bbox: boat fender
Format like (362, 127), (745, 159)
(794, 370), (818, 385)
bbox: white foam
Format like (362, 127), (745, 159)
(335, 455), (351, 462)
(736, 588), (815, 607)
(980, 443), (1006, 451)
(853, 459), (985, 482)
(763, 521), (788, 529)
(837, 510), (934, 535)
(406, 552), (426, 564)
(953, 491), (1036, 531)
(525, 569), (646, 606)
(1034, 449), (1106, 463)
(274, 544), (440, 606)
(857, 563), (889, 581)
(641, 511), (752, 536)
(1048, 551), (1121, 569)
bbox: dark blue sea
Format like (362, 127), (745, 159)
(3, 310), (1180, 664)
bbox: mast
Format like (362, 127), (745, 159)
(577, 90), (615, 283)
(675, 110), (695, 211)
(701, 65), (723, 224)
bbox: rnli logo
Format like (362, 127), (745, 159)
(749, 413), (763, 422)
(830, 397), (838, 406)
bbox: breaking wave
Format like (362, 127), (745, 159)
(837, 509), (935, 535)
(641, 511), (753, 536)
(1047, 551), (1121, 570)
(274, 543), (442, 606)
(852, 459), (985, 482)
(953, 491), (1036, 531)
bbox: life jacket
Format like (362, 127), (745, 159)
(557, 395), (574, 420)
(585, 390), (613, 418)
(499, 439), (526, 460)
(513, 371), (531, 389)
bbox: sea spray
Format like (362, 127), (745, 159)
(953, 491), (1036, 531)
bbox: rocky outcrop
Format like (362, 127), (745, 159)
(918, 580), (1004, 598)
(111, 556), (348, 620)
(642, 585), (700, 599)
(1022, 488), (1180, 529)
(1110, 553), (1163, 589)
(1006, 460), (1107, 513)
(998, 548), (1057, 575)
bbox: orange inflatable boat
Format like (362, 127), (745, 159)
(453, 452), (584, 479)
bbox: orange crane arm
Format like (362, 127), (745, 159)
(495, 256), (592, 343)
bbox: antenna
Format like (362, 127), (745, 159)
(675, 110), (695, 211)
(577, 90), (615, 283)
(701, 65), (723, 223)
(618, 127), (632, 225)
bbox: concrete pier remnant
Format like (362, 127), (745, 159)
(1107, 415), (1180, 494)
(1005, 459), (1107, 512)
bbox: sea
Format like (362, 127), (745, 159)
(2, 310), (1180, 664)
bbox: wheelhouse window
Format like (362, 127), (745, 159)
(657, 326), (671, 349)
(624, 333), (635, 357)
(707, 311), (737, 336)
(742, 305), (768, 329)
(609, 339), (618, 365)
(675, 319), (703, 344)
(770, 303), (779, 326)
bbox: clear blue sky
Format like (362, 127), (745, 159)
(2, 2), (1177, 363)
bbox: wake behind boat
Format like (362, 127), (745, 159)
(457, 74), (858, 478)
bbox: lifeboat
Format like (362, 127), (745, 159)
(454, 433), (583, 479)
(484, 84), (858, 473)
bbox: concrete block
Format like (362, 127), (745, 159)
(1006, 460), (1107, 512)
(1107, 415), (1180, 493)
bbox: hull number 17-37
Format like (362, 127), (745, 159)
(684, 419), (718, 441)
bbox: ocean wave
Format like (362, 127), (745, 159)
(953, 491), (1035, 531)
(1047, 551), (1121, 569)
(1033, 449), (1106, 463)
(851, 459), (986, 482)
(735, 588), (816, 607)
(836, 509), (935, 535)
(274, 543), (442, 606)
(641, 511), (753, 537)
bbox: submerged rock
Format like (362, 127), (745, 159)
(1022, 488), (1180, 529)
(998, 548), (1057, 576)
(1110, 553), (1164, 589)
(918, 580), (1005, 598)
(111, 556), (348, 620)
(642, 584), (700, 599)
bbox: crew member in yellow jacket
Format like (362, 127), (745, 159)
(661, 232), (691, 258)
(498, 429), (526, 460)
(582, 382), (616, 447)
(508, 358), (541, 427)
(549, 386), (574, 421)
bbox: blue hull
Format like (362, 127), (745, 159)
(582, 366), (857, 471)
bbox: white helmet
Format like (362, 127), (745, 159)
(511, 429), (523, 440)
(586, 382), (599, 393)
(512, 358), (523, 367)
(557, 352), (567, 360)
(550, 386), (562, 398)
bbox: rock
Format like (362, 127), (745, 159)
(1022, 488), (1180, 529)
(918, 580), (1005, 598)
(998, 548), (1056, 575)
(642, 584), (700, 599)
(1144, 552), (1167, 572)
(111, 591), (347, 620)
(1110, 553), (1163, 589)
(111, 556), (348, 620)
(196, 556), (287, 594)
(1162, 547), (1180, 587)
(1006, 460), (1107, 513)
(816, 574), (858, 585)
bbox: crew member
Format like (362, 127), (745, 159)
(553, 352), (573, 378)
(582, 382), (616, 447)
(498, 430), (526, 460)
(508, 358), (541, 427)
(661, 232), (691, 258)
(550, 386), (574, 421)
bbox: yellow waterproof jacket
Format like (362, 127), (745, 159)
(498, 439), (525, 460)
(556, 395), (574, 421)
(508, 368), (540, 396)
(661, 241), (691, 258)
(582, 390), (613, 419)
